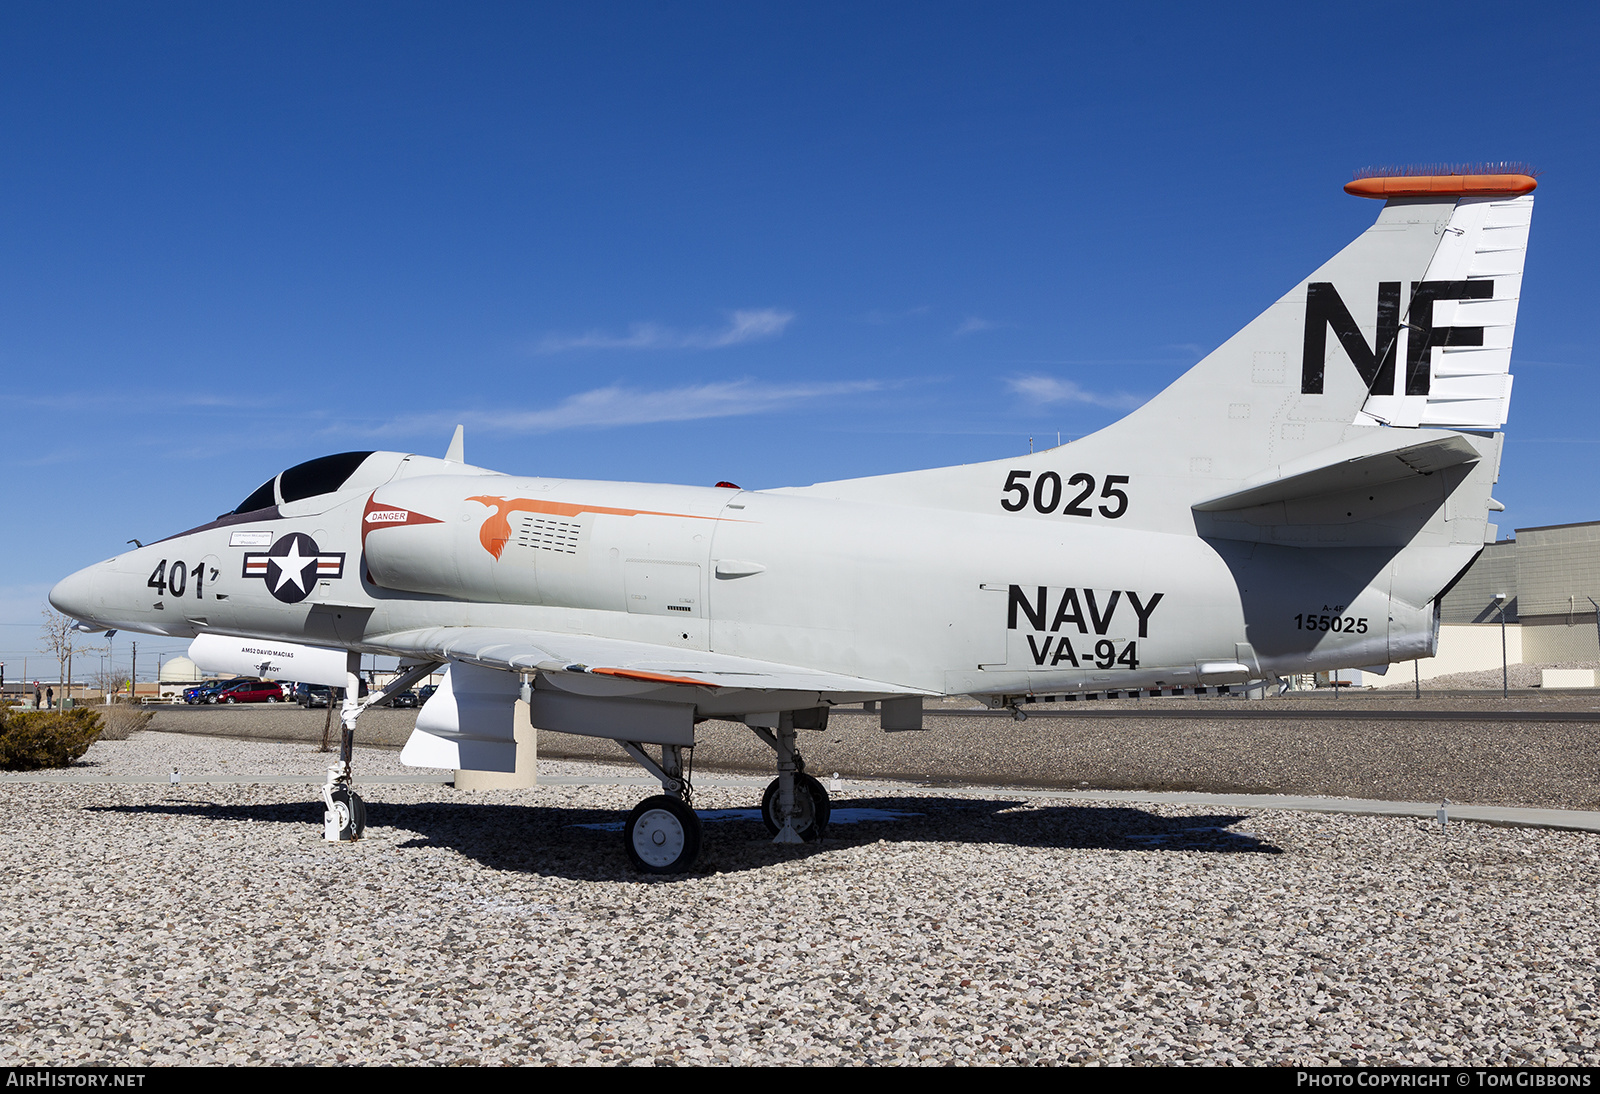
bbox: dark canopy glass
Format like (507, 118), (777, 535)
(231, 451), (376, 514)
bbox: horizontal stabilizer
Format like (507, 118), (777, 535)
(1193, 433), (1479, 513)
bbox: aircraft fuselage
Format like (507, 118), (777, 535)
(57, 470), (1431, 704)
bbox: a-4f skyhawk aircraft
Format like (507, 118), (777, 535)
(52, 168), (1536, 872)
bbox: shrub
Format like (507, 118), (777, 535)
(0, 708), (104, 770)
(98, 704), (153, 741)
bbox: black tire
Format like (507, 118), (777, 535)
(624, 795), (702, 874)
(761, 773), (831, 841)
(327, 785), (366, 841)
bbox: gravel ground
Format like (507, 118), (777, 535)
(1, 732), (1597, 1066)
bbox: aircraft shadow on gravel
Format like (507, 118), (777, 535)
(86, 794), (1281, 879)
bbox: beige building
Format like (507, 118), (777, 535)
(1392, 521), (1600, 683)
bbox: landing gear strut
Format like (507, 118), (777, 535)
(322, 666), (366, 842)
(748, 715), (831, 843)
(616, 741), (702, 874)
(320, 654), (443, 843)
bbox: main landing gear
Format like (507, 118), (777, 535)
(615, 741), (702, 874)
(761, 771), (830, 841)
(625, 794), (701, 874)
(611, 709), (834, 875)
(748, 716), (831, 844)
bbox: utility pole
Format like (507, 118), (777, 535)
(1494, 593), (1508, 699)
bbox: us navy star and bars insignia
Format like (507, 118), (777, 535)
(242, 533), (346, 604)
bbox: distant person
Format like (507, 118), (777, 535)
(33, 683), (41, 709)
(46, 687), (54, 709)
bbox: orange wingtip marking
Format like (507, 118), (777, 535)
(590, 667), (721, 688)
(1344, 174), (1537, 199)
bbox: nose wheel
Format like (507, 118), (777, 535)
(324, 782), (367, 842)
(624, 795), (702, 874)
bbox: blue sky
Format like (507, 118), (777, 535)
(2, 2), (1596, 677)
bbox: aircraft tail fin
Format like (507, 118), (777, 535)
(444, 424), (465, 464)
(1101, 170), (1535, 478)
(1352, 169), (1535, 430)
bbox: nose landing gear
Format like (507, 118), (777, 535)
(322, 689), (368, 842)
(319, 654), (444, 843)
(323, 780), (367, 842)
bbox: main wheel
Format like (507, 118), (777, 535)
(624, 795), (702, 874)
(326, 785), (367, 841)
(761, 774), (831, 841)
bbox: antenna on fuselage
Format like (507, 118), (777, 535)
(444, 425), (465, 464)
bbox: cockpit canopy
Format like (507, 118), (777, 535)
(231, 452), (379, 514)
(226, 449), (497, 519)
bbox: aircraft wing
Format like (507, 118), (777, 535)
(371, 626), (933, 696)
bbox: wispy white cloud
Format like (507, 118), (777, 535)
(954, 316), (997, 337)
(366, 378), (882, 437)
(1006, 375), (1145, 410)
(532, 308), (795, 354)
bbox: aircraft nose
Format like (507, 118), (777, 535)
(49, 564), (104, 624)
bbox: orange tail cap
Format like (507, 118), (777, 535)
(1344, 163), (1538, 199)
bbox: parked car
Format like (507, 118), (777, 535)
(389, 690), (419, 709)
(183, 678), (249, 705)
(295, 681), (368, 708)
(296, 683), (333, 708)
(213, 681), (287, 704)
(417, 684), (438, 704)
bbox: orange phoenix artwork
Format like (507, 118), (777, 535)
(466, 495), (723, 559)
